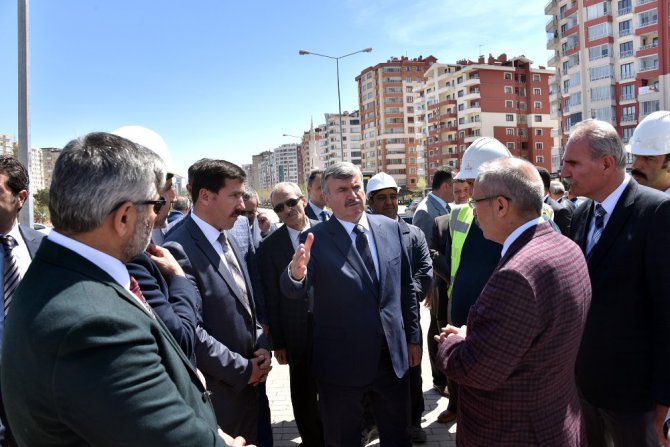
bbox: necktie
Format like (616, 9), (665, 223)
(588, 204), (607, 255)
(129, 276), (156, 319)
(3, 235), (20, 316)
(352, 224), (378, 284)
(218, 233), (252, 316)
(319, 211), (328, 222)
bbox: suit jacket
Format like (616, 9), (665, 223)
(545, 196), (572, 236)
(571, 180), (670, 411)
(127, 252), (201, 365)
(559, 196), (576, 212)
(305, 202), (330, 222)
(1, 238), (222, 447)
(280, 214), (420, 387)
(164, 215), (269, 434)
(438, 222), (591, 446)
(412, 193), (450, 247)
(398, 218), (432, 304)
(258, 219), (319, 361)
(430, 214), (452, 324)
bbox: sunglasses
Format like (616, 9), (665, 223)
(137, 197), (167, 214)
(273, 196), (302, 214)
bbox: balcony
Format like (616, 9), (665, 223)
(619, 28), (632, 37)
(621, 71), (636, 80)
(620, 50), (634, 58)
(620, 115), (637, 126)
(639, 61), (659, 72)
(618, 6), (632, 15)
(620, 93), (636, 102)
(637, 0), (655, 5)
(638, 18), (658, 28)
(638, 42), (659, 51)
(638, 85), (659, 96)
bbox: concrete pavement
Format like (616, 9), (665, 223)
(265, 305), (457, 446)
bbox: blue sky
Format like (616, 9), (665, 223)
(0, 1), (552, 175)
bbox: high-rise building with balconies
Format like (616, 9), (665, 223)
(356, 55), (437, 189)
(545, 0), (668, 152)
(418, 54), (558, 179)
(321, 111), (362, 168)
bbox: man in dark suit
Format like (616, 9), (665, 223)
(366, 171), (432, 443)
(0, 156), (44, 445)
(165, 159), (271, 443)
(563, 119), (670, 447)
(258, 182), (324, 447)
(437, 158), (591, 446)
(537, 167), (572, 236)
(305, 169), (331, 222)
(281, 162), (421, 447)
(169, 195), (191, 224)
(1, 132), (241, 446)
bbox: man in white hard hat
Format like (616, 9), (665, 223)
(629, 110), (670, 195)
(366, 172), (432, 443)
(430, 137), (512, 424)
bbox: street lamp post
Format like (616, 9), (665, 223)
(299, 47), (372, 162)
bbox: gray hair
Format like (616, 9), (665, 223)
(50, 132), (165, 233)
(243, 189), (259, 202)
(322, 162), (362, 195)
(270, 182), (303, 203)
(173, 195), (191, 212)
(569, 119), (627, 168)
(477, 158), (544, 217)
(549, 180), (565, 195)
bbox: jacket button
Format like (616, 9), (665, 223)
(202, 390), (212, 403)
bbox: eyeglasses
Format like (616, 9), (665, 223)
(273, 196), (302, 213)
(137, 197), (167, 214)
(467, 195), (511, 208)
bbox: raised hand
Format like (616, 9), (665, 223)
(289, 232), (314, 281)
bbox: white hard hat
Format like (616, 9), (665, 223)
(455, 137), (512, 180)
(366, 172), (399, 196)
(628, 111), (670, 156)
(111, 125), (175, 174)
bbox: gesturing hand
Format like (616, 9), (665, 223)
(289, 233), (314, 281)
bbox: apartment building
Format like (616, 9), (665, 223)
(0, 134), (13, 156)
(356, 55), (437, 188)
(545, 0), (668, 148)
(297, 123), (326, 186)
(321, 111), (362, 167)
(419, 54), (558, 179)
(39, 147), (61, 191)
(249, 151), (273, 193)
(272, 143), (299, 184)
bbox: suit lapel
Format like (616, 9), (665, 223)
(572, 200), (592, 253)
(324, 218), (378, 297)
(185, 218), (250, 310)
(587, 181), (637, 270)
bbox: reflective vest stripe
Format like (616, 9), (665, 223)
(448, 205), (474, 298)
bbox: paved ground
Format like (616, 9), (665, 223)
(265, 305), (457, 446)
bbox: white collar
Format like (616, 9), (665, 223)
(48, 230), (130, 289)
(191, 210), (224, 247)
(429, 192), (448, 210)
(501, 217), (544, 258)
(595, 174), (631, 217)
(336, 212), (371, 235)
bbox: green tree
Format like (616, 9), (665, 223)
(33, 188), (50, 224)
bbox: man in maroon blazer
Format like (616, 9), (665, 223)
(436, 157), (591, 446)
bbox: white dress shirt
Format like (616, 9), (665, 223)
(336, 213), (380, 278)
(585, 174), (630, 254)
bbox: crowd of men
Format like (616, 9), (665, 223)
(0, 111), (668, 447)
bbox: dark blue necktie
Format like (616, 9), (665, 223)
(353, 224), (377, 283)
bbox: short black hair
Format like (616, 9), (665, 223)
(189, 159), (246, 203)
(536, 166), (551, 191)
(0, 156), (29, 195)
(307, 169), (323, 187)
(432, 168), (453, 191)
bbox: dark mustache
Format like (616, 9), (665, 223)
(631, 169), (647, 180)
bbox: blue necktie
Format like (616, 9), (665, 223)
(353, 224), (377, 284)
(2, 235), (20, 315)
(320, 211), (328, 222)
(588, 204), (607, 255)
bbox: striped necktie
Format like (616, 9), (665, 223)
(218, 233), (252, 316)
(129, 276), (156, 318)
(588, 204), (607, 256)
(319, 211), (328, 222)
(3, 235), (20, 315)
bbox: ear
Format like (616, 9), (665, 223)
(495, 195), (510, 216)
(109, 201), (135, 238)
(601, 154), (616, 173)
(15, 190), (28, 209)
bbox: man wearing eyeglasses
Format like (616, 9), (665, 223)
(1, 133), (245, 446)
(258, 182), (324, 447)
(165, 159), (271, 444)
(435, 157), (591, 446)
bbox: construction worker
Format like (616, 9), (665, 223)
(629, 110), (670, 195)
(430, 137), (512, 424)
(366, 172), (432, 443)
(452, 179), (471, 205)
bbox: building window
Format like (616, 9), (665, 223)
(407, 106), (414, 113)
(534, 115), (542, 122)
(457, 90), (464, 97)
(534, 101), (542, 108)
(504, 86), (513, 94)
(536, 156), (544, 163)
(507, 142), (515, 150)
(504, 72), (512, 80)
(506, 128), (515, 135)
(406, 96), (414, 103)
(535, 129), (543, 136)
(406, 86), (413, 93)
(533, 88), (541, 95)
(533, 74), (541, 81)
(506, 114), (514, 122)
(536, 142), (544, 150)
(505, 100), (514, 108)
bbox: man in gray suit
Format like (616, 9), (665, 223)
(165, 159), (271, 443)
(412, 168), (454, 397)
(0, 156), (44, 445)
